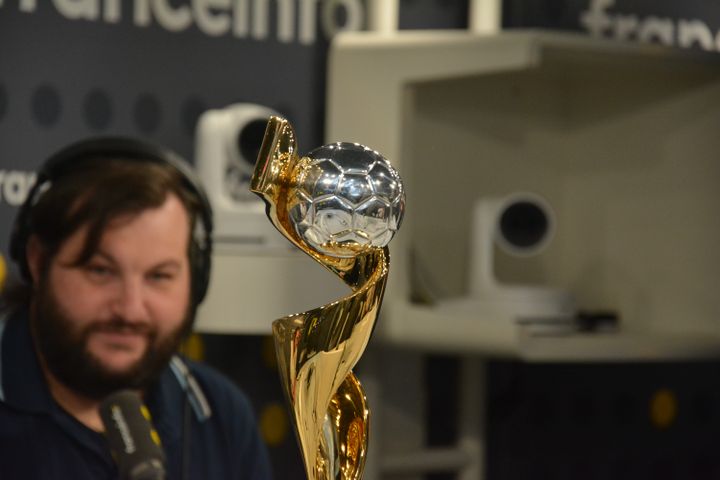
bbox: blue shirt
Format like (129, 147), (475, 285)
(0, 309), (273, 479)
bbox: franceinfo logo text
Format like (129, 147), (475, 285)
(581, 0), (720, 51)
(0, 0), (364, 45)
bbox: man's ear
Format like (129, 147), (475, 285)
(25, 235), (46, 286)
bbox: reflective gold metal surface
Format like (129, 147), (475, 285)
(251, 117), (401, 480)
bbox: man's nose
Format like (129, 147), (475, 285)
(111, 277), (150, 323)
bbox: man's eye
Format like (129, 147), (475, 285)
(148, 271), (174, 282)
(85, 265), (113, 278)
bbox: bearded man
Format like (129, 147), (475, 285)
(0, 138), (272, 479)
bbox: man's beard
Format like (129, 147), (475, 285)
(31, 278), (192, 401)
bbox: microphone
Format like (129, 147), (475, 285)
(99, 390), (166, 480)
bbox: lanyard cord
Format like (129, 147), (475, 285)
(182, 390), (192, 480)
(170, 355), (212, 480)
(170, 356), (212, 421)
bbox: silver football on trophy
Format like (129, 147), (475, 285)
(289, 142), (405, 258)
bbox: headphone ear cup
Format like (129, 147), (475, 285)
(190, 240), (211, 307)
(9, 217), (27, 281)
(9, 173), (49, 283)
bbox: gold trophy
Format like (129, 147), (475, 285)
(250, 117), (405, 479)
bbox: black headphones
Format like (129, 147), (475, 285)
(9, 136), (214, 308)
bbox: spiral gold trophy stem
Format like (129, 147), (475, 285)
(250, 117), (403, 480)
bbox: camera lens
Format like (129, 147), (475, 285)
(236, 118), (269, 166)
(499, 201), (548, 249)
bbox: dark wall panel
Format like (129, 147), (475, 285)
(487, 361), (720, 480)
(0, 0), (342, 253)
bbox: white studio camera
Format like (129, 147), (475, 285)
(193, 104), (349, 334)
(194, 103), (289, 250)
(441, 193), (575, 324)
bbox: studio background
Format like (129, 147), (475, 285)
(2, 1), (720, 479)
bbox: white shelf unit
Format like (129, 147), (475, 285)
(326, 29), (720, 362)
(326, 29), (720, 480)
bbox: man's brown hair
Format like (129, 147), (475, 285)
(4, 155), (206, 311)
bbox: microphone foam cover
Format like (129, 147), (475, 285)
(99, 390), (166, 480)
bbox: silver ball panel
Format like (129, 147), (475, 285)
(291, 142), (405, 257)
